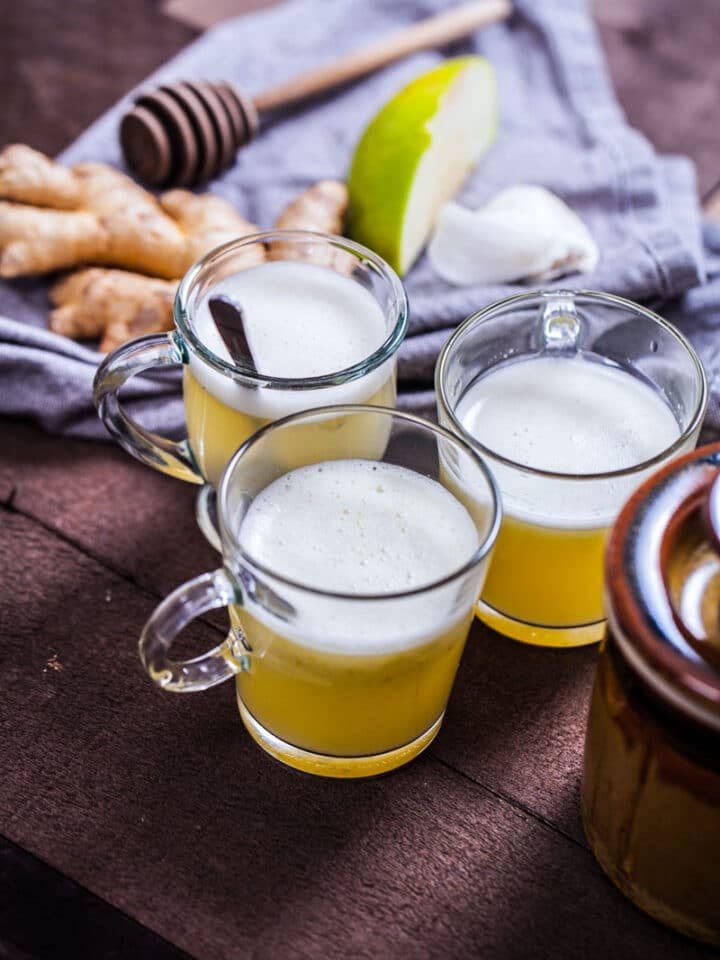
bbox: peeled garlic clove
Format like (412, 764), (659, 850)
(427, 185), (599, 287)
(507, 186), (599, 280)
(428, 201), (555, 285)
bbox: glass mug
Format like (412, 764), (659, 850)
(436, 290), (707, 648)
(93, 231), (408, 545)
(139, 406), (501, 778)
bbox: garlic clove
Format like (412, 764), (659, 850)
(427, 185), (599, 287)
(428, 201), (553, 285)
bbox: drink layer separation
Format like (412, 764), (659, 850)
(230, 458), (486, 764)
(184, 261), (396, 485)
(455, 353), (681, 638)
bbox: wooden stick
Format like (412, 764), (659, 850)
(253, 0), (512, 112)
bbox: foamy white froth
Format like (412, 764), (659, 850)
(189, 261), (391, 418)
(236, 460), (482, 654)
(456, 355), (682, 527)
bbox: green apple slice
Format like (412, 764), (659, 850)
(347, 56), (498, 275)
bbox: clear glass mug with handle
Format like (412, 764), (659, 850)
(138, 405), (502, 778)
(436, 289), (707, 648)
(93, 231), (408, 545)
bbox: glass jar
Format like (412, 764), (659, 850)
(581, 443), (720, 945)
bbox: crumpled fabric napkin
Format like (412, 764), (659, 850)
(0, 0), (716, 438)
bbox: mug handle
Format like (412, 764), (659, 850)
(140, 567), (245, 692)
(93, 331), (203, 484)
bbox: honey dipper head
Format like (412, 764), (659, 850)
(119, 81), (259, 188)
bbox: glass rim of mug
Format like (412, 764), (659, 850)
(217, 403), (503, 601)
(435, 288), (708, 483)
(173, 229), (409, 390)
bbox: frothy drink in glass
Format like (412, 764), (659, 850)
(94, 233), (408, 545)
(456, 355), (680, 636)
(185, 260), (396, 485)
(232, 459), (481, 770)
(436, 291), (707, 647)
(138, 407), (501, 777)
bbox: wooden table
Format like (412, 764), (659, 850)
(1, 3), (719, 958)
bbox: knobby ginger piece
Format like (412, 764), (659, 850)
(0, 144), (82, 209)
(0, 152), (187, 278)
(72, 162), (190, 278)
(274, 180), (348, 235)
(271, 180), (350, 267)
(0, 146), (261, 279)
(0, 194), (186, 280)
(0, 146), (354, 352)
(160, 189), (266, 268)
(49, 268), (177, 353)
(44, 188), (266, 353)
(0, 202), (100, 276)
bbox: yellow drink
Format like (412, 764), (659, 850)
(456, 355), (685, 646)
(478, 515), (608, 645)
(184, 365), (396, 486)
(229, 458), (487, 777)
(233, 608), (472, 774)
(184, 260), (395, 485)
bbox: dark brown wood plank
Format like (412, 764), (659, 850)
(0, 835), (191, 960)
(2, 1), (719, 956)
(1, 509), (715, 960)
(0, 420), (220, 600)
(432, 631), (597, 843)
(0, 418), (595, 845)
(595, 0), (720, 196)
(162, 0), (279, 30)
(0, 0), (197, 157)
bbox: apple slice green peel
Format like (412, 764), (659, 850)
(347, 56), (498, 275)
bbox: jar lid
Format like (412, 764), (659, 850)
(606, 443), (720, 732)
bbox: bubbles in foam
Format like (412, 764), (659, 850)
(238, 459), (480, 595)
(457, 354), (681, 526)
(198, 261), (387, 378)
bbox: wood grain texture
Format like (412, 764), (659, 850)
(0, 1), (197, 158)
(0, 419), (593, 845)
(0, 835), (190, 960)
(1, 511), (715, 960)
(0, 421), (219, 599)
(162, 0), (278, 31)
(2, 0), (720, 956)
(432, 632), (598, 843)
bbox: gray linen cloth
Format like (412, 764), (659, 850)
(1, 0), (718, 439)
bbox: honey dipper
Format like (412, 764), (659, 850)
(120, 0), (511, 188)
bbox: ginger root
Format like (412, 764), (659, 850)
(0, 145), (352, 352)
(0, 144), (82, 209)
(0, 145), (261, 279)
(160, 189), (265, 269)
(0, 202), (99, 277)
(274, 180), (348, 236)
(53, 178), (349, 352)
(49, 268), (177, 353)
(270, 180), (349, 266)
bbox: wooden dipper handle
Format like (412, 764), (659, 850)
(120, 0), (511, 187)
(253, 0), (512, 112)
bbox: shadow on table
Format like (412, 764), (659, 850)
(431, 621), (600, 843)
